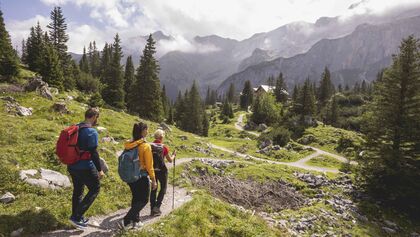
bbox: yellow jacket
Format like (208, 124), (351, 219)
(124, 139), (155, 180)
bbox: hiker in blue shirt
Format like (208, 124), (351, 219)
(68, 108), (105, 228)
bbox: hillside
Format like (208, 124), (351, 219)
(1, 83), (419, 236)
(218, 15), (420, 94)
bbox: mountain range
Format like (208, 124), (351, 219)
(70, 4), (420, 99)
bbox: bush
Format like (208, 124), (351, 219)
(88, 92), (104, 108)
(251, 93), (281, 125)
(259, 126), (291, 147)
(76, 72), (100, 93)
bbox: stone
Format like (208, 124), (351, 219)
(382, 227), (396, 234)
(39, 86), (53, 100)
(257, 123), (268, 132)
(96, 126), (107, 133)
(1, 96), (16, 103)
(100, 158), (109, 173)
(383, 220), (398, 229)
(52, 102), (69, 114)
(10, 228), (24, 237)
(20, 168), (70, 189)
(24, 77), (46, 91)
(16, 105), (33, 116)
(272, 145), (281, 150)
(66, 95), (74, 101)
(101, 136), (117, 144)
(178, 135), (188, 140)
(19, 169), (38, 180)
(0, 192), (16, 204)
(40, 168), (71, 188)
(25, 178), (50, 189)
(411, 232), (420, 237)
(159, 122), (172, 132)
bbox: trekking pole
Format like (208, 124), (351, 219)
(172, 155), (175, 210)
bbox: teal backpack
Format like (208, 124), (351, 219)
(118, 146), (148, 183)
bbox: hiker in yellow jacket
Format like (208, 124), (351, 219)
(121, 122), (157, 229)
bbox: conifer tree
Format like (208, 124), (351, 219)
(185, 81), (204, 133)
(240, 80), (253, 110)
(161, 85), (169, 117)
(201, 111), (209, 137)
(102, 33), (125, 109)
(26, 22), (44, 73)
(227, 83), (236, 104)
(47, 7), (69, 64)
(124, 55), (135, 107)
(359, 36), (420, 214)
(88, 41), (101, 77)
(0, 8), (18, 79)
(274, 73), (288, 104)
(130, 34), (163, 121)
(79, 46), (90, 73)
(296, 79), (316, 122)
(318, 67), (334, 107)
(100, 43), (111, 84)
(40, 39), (64, 90)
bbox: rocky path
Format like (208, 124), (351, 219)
(39, 158), (240, 237)
(232, 113), (354, 172)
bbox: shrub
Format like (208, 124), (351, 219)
(76, 72), (100, 93)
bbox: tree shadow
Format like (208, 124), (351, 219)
(0, 209), (66, 236)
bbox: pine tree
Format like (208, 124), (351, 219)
(79, 46), (90, 73)
(220, 98), (234, 120)
(40, 40), (64, 90)
(47, 7), (69, 64)
(326, 95), (338, 126)
(26, 22), (44, 73)
(205, 86), (211, 105)
(274, 73), (288, 104)
(161, 85), (169, 117)
(359, 36), (420, 214)
(240, 80), (253, 110)
(186, 81), (204, 134)
(102, 33), (125, 109)
(131, 34), (163, 121)
(100, 43), (111, 84)
(209, 89), (217, 105)
(296, 79), (316, 122)
(21, 39), (27, 63)
(0, 8), (18, 80)
(267, 75), (275, 87)
(318, 67), (334, 107)
(167, 105), (174, 125)
(201, 111), (209, 137)
(124, 55), (135, 107)
(227, 83), (236, 104)
(88, 41), (101, 77)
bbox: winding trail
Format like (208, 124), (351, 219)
(231, 113), (355, 172)
(39, 158), (239, 237)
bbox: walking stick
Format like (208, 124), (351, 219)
(172, 154), (175, 210)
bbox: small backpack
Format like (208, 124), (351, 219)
(118, 146), (148, 183)
(56, 124), (91, 165)
(150, 143), (166, 171)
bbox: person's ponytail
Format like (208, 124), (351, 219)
(132, 122), (148, 141)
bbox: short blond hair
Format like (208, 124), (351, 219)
(154, 129), (165, 139)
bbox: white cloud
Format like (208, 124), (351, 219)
(7, 15), (49, 50)
(8, 0), (420, 54)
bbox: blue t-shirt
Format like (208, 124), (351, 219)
(68, 123), (98, 170)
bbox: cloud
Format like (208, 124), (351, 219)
(7, 15), (50, 49)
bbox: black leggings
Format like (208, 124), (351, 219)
(68, 168), (100, 220)
(124, 176), (150, 223)
(150, 171), (168, 208)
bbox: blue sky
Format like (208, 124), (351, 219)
(2, 0), (419, 54)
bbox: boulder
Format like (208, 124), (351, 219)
(40, 168), (71, 188)
(382, 227), (396, 235)
(259, 139), (272, 149)
(96, 126), (107, 133)
(101, 136), (118, 144)
(24, 77), (46, 91)
(0, 192), (15, 204)
(257, 123), (268, 132)
(100, 158), (109, 173)
(16, 105), (33, 116)
(244, 121), (257, 130)
(159, 122), (172, 132)
(39, 86), (53, 100)
(52, 102), (69, 114)
(20, 168), (70, 189)
(10, 228), (24, 237)
(178, 135), (188, 140)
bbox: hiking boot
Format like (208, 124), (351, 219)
(81, 216), (89, 224)
(119, 220), (131, 230)
(131, 221), (144, 229)
(69, 217), (87, 229)
(152, 206), (162, 216)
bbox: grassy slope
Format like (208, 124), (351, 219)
(305, 155), (343, 169)
(121, 193), (285, 237)
(0, 90), (221, 235)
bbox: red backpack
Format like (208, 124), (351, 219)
(56, 124), (92, 165)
